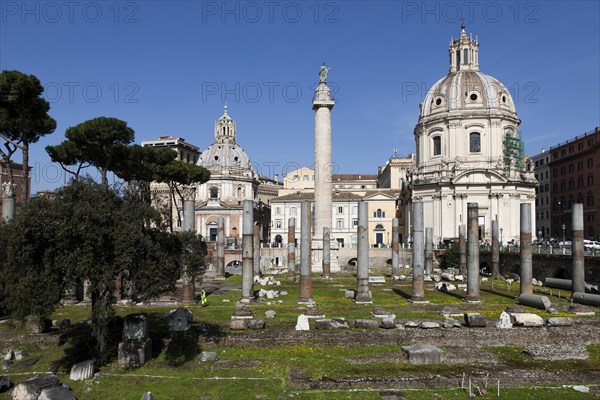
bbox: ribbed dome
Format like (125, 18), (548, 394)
(198, 142), (252, 171)
(420, 70), (516, 119)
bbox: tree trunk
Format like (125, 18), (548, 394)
(90, 284), (113, 362)
(101, 169), (108, 186)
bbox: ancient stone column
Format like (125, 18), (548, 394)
(241, 200), (254, 303)
(253, 224), (261, 275)
(216, 216), (225, 277)
(322, 227), (331, 278)
(355, 201), (372, 303)
(425, 227), (433, 275)
(180, 185), (196, 304)
(298, 201), (313, 303)
(519, 203), (533, 295)
(392, 218), (400, 276)
(411, 202), (426, 302)
(458, 224), (467, 276)
(466, 203), (480, 302)
(287, 217), (296, 279)
(312, 70), (335, 270)
(572, 203), (585, 294)
(182, 186), (196, 232)
(2, 182), (16, 222)
(491, 220), (500, 279)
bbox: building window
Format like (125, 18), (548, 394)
(560, 167), (566, 175)
(336, 219), (344, 229)
(209, 187), (218, 199)
(289, 207), (297, 215)
(578, 177), (583, 187)
(275, 207), (281, 215)
(337, 206), (344, 214)
(588, 158), (594, 168)
(432, 136), (441, 156)
(303, 175), (309, 181)
(588, 194), (594, 207)
(352, 219), (358, 227)
(469, 132), (481, 153)
(578, 161), (584, 171)
(275, 220), (282, 229)
(589, 175), (594, 185)
(568, 180), (574, 190)
(293, 175), (299, 181)
(352, 206), (358, 214)
(374, 209), (385, 218)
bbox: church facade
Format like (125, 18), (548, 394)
(411, 26), (537, 245)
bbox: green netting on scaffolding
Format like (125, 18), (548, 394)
(503, 129), (524, 170)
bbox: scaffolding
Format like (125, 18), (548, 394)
(503, 129), (524, 171)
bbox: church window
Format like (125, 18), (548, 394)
(375, 224), (384, 229)
(374, 209), (385, 218)
(214, 155), (219, 161)
(470, 93), (478, 101)
(463, 48), (468, 64)
(456, 50), (461, 70)
(502, 95), (507, 103)
(432, 136), (441, 156)
(209, 187), (218, 199)
(234, 156), (239, 162)
(469, 132), (481, 153)
(236, 186), (243, 199)
(435, 97), (442, 106)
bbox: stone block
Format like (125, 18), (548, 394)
(248, 320), (265, 330)
(11, 375), (60, 400)
(38, 386), (76, 400)
(295, 315), (309, 331)
(405, 321), (420, 328)
(69, 359), (94, 381)
(122, 314), (148, 341)
(379, 317), (397, 329)
(545, 317), (574, 327)
(420, 321), (440, 329)
(118, 339), (152, 368)
(368, 276), (386, 283)
(402, 344), (444, 364)
(315, 318), (349, 330)
(464, 313), (486, 327)
(354, 319), (379, 329)
(265, 310), (276, 319)
(14, 349), (27, 361)
(344, 290), (355, 299)
(510, 313), (544, 327)
(166, 308), (193, 332)
(141, 392), (154, 400)
(230, 319), (246, 330)
(199, 351), (218, 362)
(496, 311), (513, 329)
(443, 318), (460, 328)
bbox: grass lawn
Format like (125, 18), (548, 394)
(1, 273), (598, 399)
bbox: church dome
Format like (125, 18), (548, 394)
(197, 106), (254, 174)
(420, 70), (516, 119)
(418, 25), (517, 122)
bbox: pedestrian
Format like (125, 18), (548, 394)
(200, 288), (207, 307)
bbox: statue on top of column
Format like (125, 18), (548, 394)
(319, 63), (329, 82)
(2, 181), (16, 198)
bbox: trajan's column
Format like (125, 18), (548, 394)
(312, 64), (338, 272)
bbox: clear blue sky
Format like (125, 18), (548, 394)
(1, 1), (599, 192)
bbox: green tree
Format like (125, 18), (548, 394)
(0, 180), (202, 361)
(46, 117), (134, 186)
(440, 242), (460, 269)
(0, 70), (57, 203)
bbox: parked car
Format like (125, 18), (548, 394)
(584, 240), (600, 250)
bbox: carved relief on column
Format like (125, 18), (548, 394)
(181, 185), (196, 201)
(2, 182), (16, 198)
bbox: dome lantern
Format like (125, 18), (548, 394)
(449, 24), (479, 73)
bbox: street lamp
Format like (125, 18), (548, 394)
(562, 223), (566, 248)
(500, 227), (503, 246)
